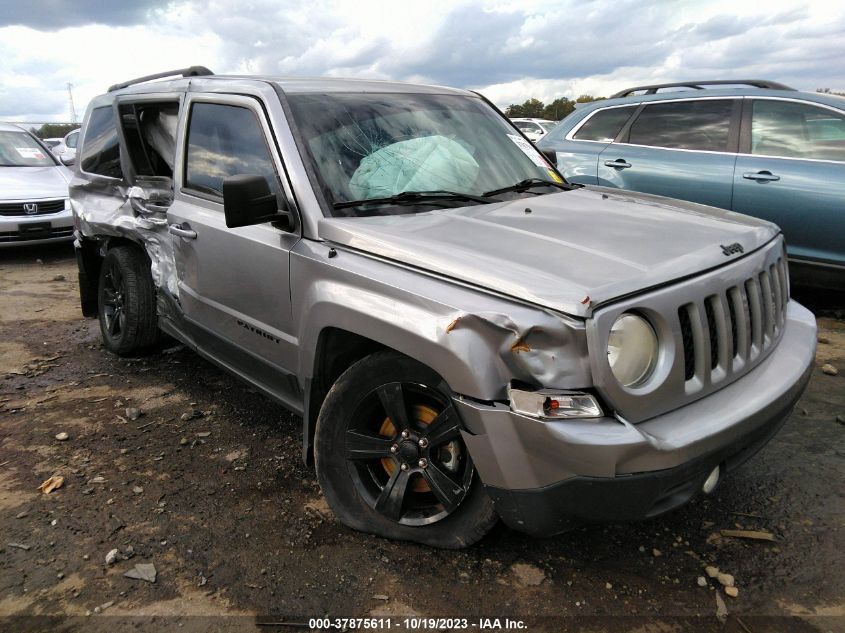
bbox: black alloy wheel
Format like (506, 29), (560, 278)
(314, 351), (498, 548)
(101, 257), (127, 340)
(345, 381), (473, 526)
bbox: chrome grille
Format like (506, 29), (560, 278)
(0, 199), (66, 216)
(0, 226), (74, 243)
(678, 254), (788, 390)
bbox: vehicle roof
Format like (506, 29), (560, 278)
(105, 74), (475, 98)
(510, 117), (555, 122)
(570, 87), (845, 117)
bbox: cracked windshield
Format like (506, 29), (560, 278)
(287, 92), (563, 216)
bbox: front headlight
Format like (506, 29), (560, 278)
(607, 313), (658, 387)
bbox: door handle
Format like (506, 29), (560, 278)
(168, 224), (197, 240)
(604, 159), (632, 169)
(742, 171), (780, 182)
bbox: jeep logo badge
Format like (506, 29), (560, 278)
(720, 242), (744, 256)
(23, 203), (38, 215)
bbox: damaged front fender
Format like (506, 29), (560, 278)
(293, 240), (593, 402)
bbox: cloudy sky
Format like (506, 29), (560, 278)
(1, 0), (843, 123)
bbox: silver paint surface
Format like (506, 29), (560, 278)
(70, 74), (817, 498)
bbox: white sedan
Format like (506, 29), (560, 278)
(509, 118), (559, 142)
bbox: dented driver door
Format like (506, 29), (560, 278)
(167, 93), (301, 405)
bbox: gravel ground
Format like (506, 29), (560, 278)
(1, 243), (843, 633)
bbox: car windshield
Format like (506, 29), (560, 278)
(286, 92), (561, 217)
(538, 121), (558, 132)
(0, 131), (57, 167)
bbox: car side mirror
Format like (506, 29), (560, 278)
(59, 154), (76, 167)
(540, 148), (557, 167)
(222, 174), (294, 231)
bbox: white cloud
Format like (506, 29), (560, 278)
(0, 0), (843, 122)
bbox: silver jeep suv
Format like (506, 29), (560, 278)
(71, 67), (817, 548)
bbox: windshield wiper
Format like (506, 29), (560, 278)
(333, 190), (493, 210)
(482, 178), (571, 198)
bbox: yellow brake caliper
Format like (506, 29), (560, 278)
(379, 404), (437, 492)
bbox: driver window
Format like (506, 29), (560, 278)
(184, 102), (280, 198)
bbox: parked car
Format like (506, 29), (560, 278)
(538, 79), (845, 289)
(0, 123), (74, 247)
(52, 128), (80, 165)
(509, 117), (558, 141)
(42, 137), (63, 151)
(72, 67), (815, 548)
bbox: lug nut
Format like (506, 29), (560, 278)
(400, 463), (409, 471)
(401, 430), (410, 439)
(418, 458), (428, 468)
(418, 438), (428, 448)
(390, 444), (399, 454)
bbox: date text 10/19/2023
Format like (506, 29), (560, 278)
(307, 618), (528, 630)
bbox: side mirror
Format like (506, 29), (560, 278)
(222, 174), (293, 231)
(540, 148), (557, 167)
(60, 153), (76, 167)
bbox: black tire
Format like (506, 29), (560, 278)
(315, 351), (498, 548)
(97, 245), (159, 355)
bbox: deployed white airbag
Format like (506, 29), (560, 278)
(349, 135), (479, 199)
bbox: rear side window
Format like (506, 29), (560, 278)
(628, 99), (734, 151)
(573, 106), (637, 142)
(751, 100), (845, 162)
(184, 102), (279, 197)
(118, 102), (179, 179)
(80, 106), (123, 179)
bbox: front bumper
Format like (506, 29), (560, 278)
(0, 207), (74, 247)
(455, 301), (816, 536)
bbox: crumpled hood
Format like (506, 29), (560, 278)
(0, 165), (71, 200)
(318, 186), (779, 317)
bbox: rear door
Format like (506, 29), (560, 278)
(732, 97), (845, 267)
(597, 98), (740, 209)
(167, 94), (301, 382)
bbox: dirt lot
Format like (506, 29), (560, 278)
(1, 243), (843, 633)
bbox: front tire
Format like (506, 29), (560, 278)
(97, 245), (159, 355)
(315, 351), (498, 548)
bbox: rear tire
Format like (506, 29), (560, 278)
(97, 245), (159, 355)
(315, 351), (498, 548)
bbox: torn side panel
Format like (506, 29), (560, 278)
(72, 178), (178, 302)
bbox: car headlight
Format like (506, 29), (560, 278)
(607, 313), (658, 387)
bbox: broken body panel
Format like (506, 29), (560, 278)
(71, 73), (817, 537)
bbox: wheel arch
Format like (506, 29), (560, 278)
(300, 312), (507, 467)
(76, 234), (150, 317)
(302, 327), (387, 465)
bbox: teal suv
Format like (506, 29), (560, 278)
(538, 80), (845, 289)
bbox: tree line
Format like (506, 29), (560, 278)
(504, 95), (605, 120)
(30, 123), (78, 139)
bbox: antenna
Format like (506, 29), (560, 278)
(67, 82), (78, 124)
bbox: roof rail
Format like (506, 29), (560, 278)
(609, 79), (796, 99)
(108, 66), (214, 92)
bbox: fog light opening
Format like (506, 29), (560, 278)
(702, 465), (721, 495)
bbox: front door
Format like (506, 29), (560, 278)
(597, 98), (740, 210)
(167, 94), (300, 381)
(733, 97), (845, 267)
